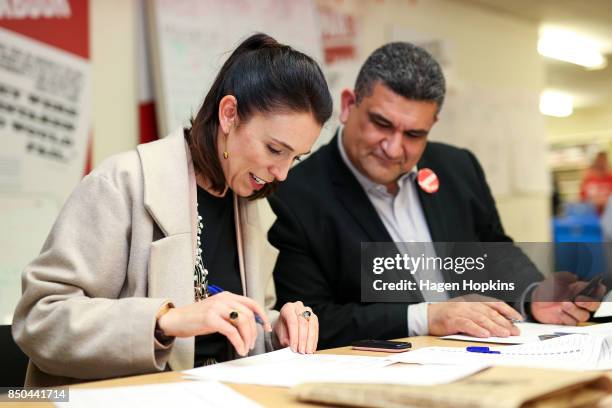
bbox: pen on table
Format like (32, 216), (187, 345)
(466, 346), (501, 354)
(207, 284), (274, 352)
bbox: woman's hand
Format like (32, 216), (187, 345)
(157, 292), (271, 356)
(274, 301), (318, 354)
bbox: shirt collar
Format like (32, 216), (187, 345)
(337, 127), (417, 196)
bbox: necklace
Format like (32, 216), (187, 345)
(194, 214), (209, 301)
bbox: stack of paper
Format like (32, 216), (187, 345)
(390, 333), (612, 371)
(183, 348), (487, 387)
(442, 322), (612, 344)
(594, 291), (612, 319)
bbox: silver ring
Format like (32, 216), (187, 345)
(301, 310), (312, 321)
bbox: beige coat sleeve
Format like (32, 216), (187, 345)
(259, 199), (281, 328)
(265, 268), (280, 327)
(12, 173), (172, 380)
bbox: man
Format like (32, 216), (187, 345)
(269, 42), (603, 349)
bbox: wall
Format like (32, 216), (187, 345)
(547, 104), (612, 145)
(91, 0), (138, 166)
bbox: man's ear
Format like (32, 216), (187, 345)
(339, 89), (357, 124)
(218, 95), (238, 134)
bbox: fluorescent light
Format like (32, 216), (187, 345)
(540, 90), (573, 117)
(538, 27), (607, 69)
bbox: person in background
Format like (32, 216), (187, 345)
(12, 33), (332, 386)
(580, 151), (612, 214)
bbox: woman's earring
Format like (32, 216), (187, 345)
(223, 127), (230, 159)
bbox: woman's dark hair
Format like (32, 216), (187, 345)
(185, 33), (332, 199)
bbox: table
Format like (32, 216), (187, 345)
(9, 336), (612, 407)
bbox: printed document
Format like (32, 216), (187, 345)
(184, 348), (487, 387)
(594, 292), (612, 318)
(442, 322), (612, 344)
(390, 334), (612, 371)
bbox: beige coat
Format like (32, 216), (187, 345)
(12, 128), (280, 386)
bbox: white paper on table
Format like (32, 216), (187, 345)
(54, 380), (260, 408)
(183, 347), (488, 387)
(390, 334), (612, 371)
(570, 322), (612, 335)
(442, 322), (612, 344)
(594, 291), (612, 318)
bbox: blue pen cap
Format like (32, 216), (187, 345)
(207, 284), (223, 295)
(466, 346), (501, 354)
(466, 346), (490, 352)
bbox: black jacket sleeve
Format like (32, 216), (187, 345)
(268, 196), (410, 349)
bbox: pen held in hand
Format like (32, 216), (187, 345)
(208, 284), (275, 351)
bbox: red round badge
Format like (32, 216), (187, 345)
(417, 168), (439, 194)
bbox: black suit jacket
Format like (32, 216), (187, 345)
(269, 135), (541, 348)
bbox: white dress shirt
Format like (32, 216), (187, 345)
(337, 129), (448, 335)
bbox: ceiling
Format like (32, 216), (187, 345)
(460, 0), (612, 109)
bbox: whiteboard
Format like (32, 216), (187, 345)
(147, 0), (324, 136)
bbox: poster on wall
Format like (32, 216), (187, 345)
(0, 0), (90, 324)
(0, 27), (91, 197)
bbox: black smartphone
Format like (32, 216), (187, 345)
(572, 275), (603, 301)
(351, 340), (412, 353)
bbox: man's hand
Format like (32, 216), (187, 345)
(428, 295), (523, 338)
(530, 272), (606, 325)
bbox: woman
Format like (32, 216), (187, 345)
(12, 33), (333, 386)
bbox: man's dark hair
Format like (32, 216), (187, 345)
(186, 33), (333, 199)
(354, 42), (446, 110)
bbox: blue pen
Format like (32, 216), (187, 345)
(207, 284), (274, 351)
(207, 284), (224, 295)
(466, 346), (501, 354)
